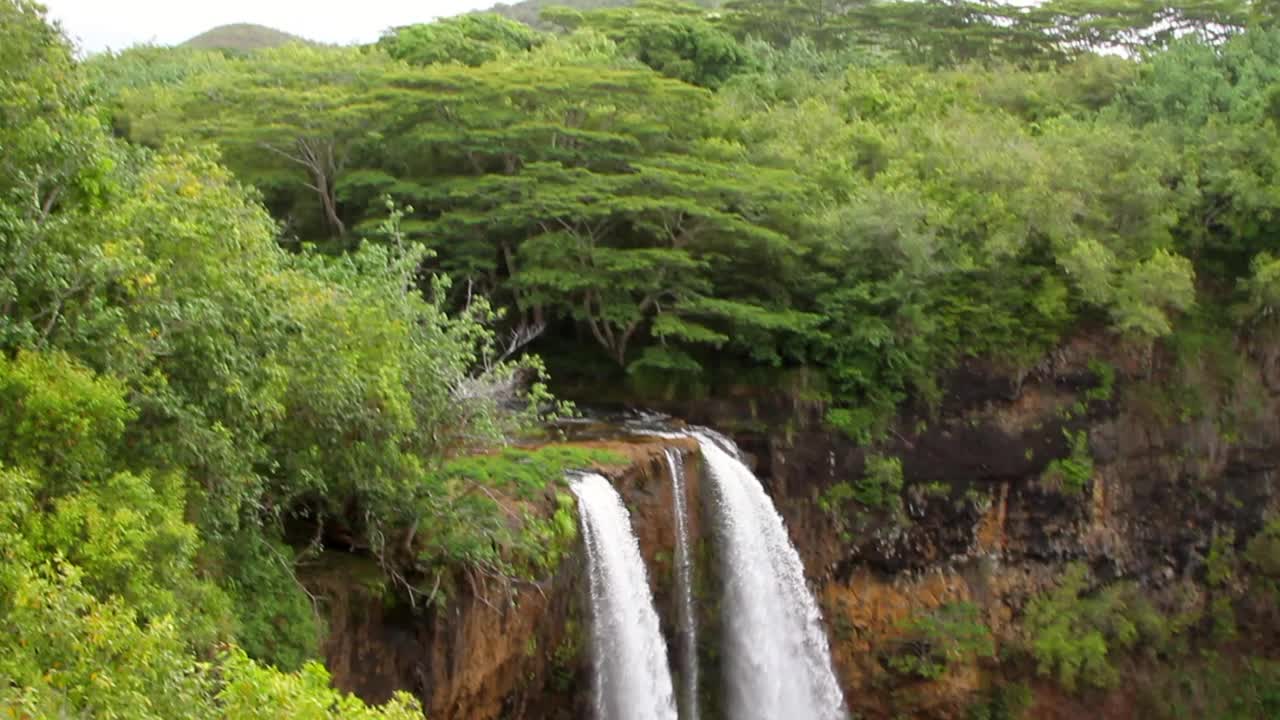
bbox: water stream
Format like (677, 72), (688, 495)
(663, 448), (700, 720)
(572, 472), (678, 720)
(693, 430), (847, 720)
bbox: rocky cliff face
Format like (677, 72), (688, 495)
(665, 334), (1280, 718)
(308, 334), (1280, 719)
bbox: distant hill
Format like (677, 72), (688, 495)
(487, 0), (720, 29)
(181, 23), (311, 52)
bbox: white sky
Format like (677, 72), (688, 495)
(41, 0), (498, 54)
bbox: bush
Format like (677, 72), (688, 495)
(1143, 652), (1280, 720)
(414, 446), (623, 584)
(217, 648), (423, 719)
(1245, 519), (1280, 578)
(0, 351), (130, 490)
(886, 602), (995, 680)
(967, 682), (1034, 720)
(1042, 430), (1093, 495)
(1022, 563), (1167, 691)
(820, 453), (904, 514)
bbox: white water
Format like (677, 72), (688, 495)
(663, 448), (700, 720)
(572, 472), (678, 720)
(693, 431), (847, 720)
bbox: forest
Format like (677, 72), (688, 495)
(3, 0), (1280, 716)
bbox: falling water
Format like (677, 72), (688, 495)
(693, 431), (847, 720)
(572, 472), (678, 720)
(663, 448), (700, 720)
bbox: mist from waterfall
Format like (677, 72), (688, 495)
(693, 431), (847, 720)
(572, 472), (678, 720)
(663, 448), (700, 720)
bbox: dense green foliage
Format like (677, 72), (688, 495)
(1022, 563), (1169, 690)
(380, 14), (544, 67)
(965, 683), (1035, 720)
(820, 454), (904, 513)
(1010, 518), (1280, 712)
(95, 0), (1280, 446)
(416, 446), (622, 584)
(490, 0), (721, 30)
(0, 1), (575, 713)
(1144, 652), (1280, 719)
(543, 1), (755, 87)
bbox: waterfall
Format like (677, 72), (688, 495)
(572, 472), (678, 720)
(693, 431), (847, 720)
(663, 448), (700, 720)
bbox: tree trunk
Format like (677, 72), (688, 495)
(312, 168), (345, 237)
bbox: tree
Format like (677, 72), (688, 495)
(379, 13), (544, 67)
(129, 45), (403, 240)
(851, 0), (1065, 67)
(85, 45), (230, 138)
(723, 0), (870, 49)
(546, 0), (757, 88)
(362, 50), (811, 368)
(0, 0), (129, 352)
(1032, 0), (1249, 55)
(1023, 564), (1167, 691)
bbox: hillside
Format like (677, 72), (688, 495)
(181, 23), (310, 51)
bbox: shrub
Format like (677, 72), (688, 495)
(1022, 563), (1167, 691)
(886, 602), (995, 680)
(967, 682), (1034, 720)
(1245, 519), (1280, 578)
(820, 453), (904, 514)
(1042, 430), (1093, 495)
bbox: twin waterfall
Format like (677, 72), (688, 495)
(572, 429), (846, 720)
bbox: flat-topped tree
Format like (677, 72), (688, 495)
(542, 0), (755, 88)
(721, 0), (873, 49)
(365, 55), (809, 369)
(1031, 0), (1249, 55)
(350, 60), (705, 350)
(379, 13), (544, 67)
(490, 0), (722, 30)
(132, 45), (402, 242)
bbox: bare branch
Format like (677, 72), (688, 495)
(37, 186), (61, 225)
(495, 319), (546, 364)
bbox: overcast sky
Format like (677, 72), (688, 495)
(41, 0), (497, 54)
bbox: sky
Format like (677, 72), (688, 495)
(40, 0), (498, 54)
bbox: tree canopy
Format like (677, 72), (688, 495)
(95, 0), (1280, 437)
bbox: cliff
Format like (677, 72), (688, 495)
(304, 333), (1280, 719)
(667, 332), (1280, 718)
